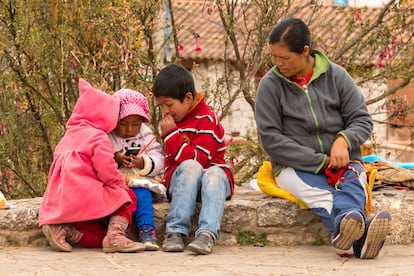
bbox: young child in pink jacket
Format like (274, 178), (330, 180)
(38, 78), (145, 253)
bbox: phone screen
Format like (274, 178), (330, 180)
(125, 146), (141, 156)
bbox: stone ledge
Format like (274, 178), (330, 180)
(1, 187), (413, 247)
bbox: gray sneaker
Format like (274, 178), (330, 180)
(162, 232), (184, 252)
(353, 210), (392, 259)
(188, 234), (214, 255)
(332, 210), (365, 250)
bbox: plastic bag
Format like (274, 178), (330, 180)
(0, 191), (11, 209)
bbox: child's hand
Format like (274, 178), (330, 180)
(160, 113), (176, 134)
(129, 155), (144, 169)
(115, 149), (135, 168)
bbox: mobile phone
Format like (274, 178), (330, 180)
(125, 145), (141, 156)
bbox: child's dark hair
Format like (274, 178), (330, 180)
(152, 64), (196, 102)
(268, 18), (312, 54)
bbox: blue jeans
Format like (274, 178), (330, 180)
(276, 162), (367, 234)
(166, 160), (231, 242)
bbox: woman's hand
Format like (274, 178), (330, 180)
(329, 135), (349, 168)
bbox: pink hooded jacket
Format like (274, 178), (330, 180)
(38, 78), (131, 226)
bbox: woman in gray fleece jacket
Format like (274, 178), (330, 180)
(255, 18), (391, 259)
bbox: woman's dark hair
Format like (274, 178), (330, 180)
(268, 18), (312, 54)
(152, 63), (196, 102)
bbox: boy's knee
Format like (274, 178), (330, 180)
(180, 160), (203, 175)
(203, 166), (225, 180)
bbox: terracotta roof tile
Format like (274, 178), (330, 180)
(170, 0), (234, 61)
(168, 1), (413, 65)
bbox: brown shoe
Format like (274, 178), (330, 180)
(42, 224), (72, 252)
(102, 216), (145, 253)
(162, 232), (185, 252)
(65, 225), (83, 244)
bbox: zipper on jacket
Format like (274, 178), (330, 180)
(303, 85), (325, 153)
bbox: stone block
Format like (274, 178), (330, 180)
(0, 187), (413, 247)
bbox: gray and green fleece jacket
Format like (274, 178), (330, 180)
(255, 50), (373, 175)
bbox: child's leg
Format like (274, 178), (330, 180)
(132, 187), (159, 250)
(132, 187), (155, 231)
(196, 166), (231, 242)
(72, 220), (107, 248)
(166, 160), (203, 236)
(187, 165), (230, 255)
(112, 188), (137, 224)
(102, 189), (145, 253)
(163, 160), (203, 252)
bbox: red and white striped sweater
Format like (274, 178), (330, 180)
(161, 93), (234, 198)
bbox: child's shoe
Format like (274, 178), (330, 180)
(188, 232), (214, 255)
(42, 224), (76, 252)
(162, 232), (185, 252)
(139, 228), (159, 251)
(102, 216), (145, 253)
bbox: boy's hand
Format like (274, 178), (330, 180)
(160, 113), (176, 134)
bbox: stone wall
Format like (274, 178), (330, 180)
(1, 187), (413, 247)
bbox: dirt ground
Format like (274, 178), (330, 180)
(1, 244), (413, 275)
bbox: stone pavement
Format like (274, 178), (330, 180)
(1, 244), (413, 275)
(1, 186), (414, 276)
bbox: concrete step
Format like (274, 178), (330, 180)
(0, 187), (413, 247)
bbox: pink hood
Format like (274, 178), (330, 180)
(67, 78), (120, 133)
(38, 78), (132, 226)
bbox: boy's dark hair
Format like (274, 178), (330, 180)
(268, 18), (312, 54)
(152, 64), (196, 102)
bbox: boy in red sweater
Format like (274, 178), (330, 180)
(153, 64), (234, 255)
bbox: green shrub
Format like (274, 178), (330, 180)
(236, 230), (269, 246)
